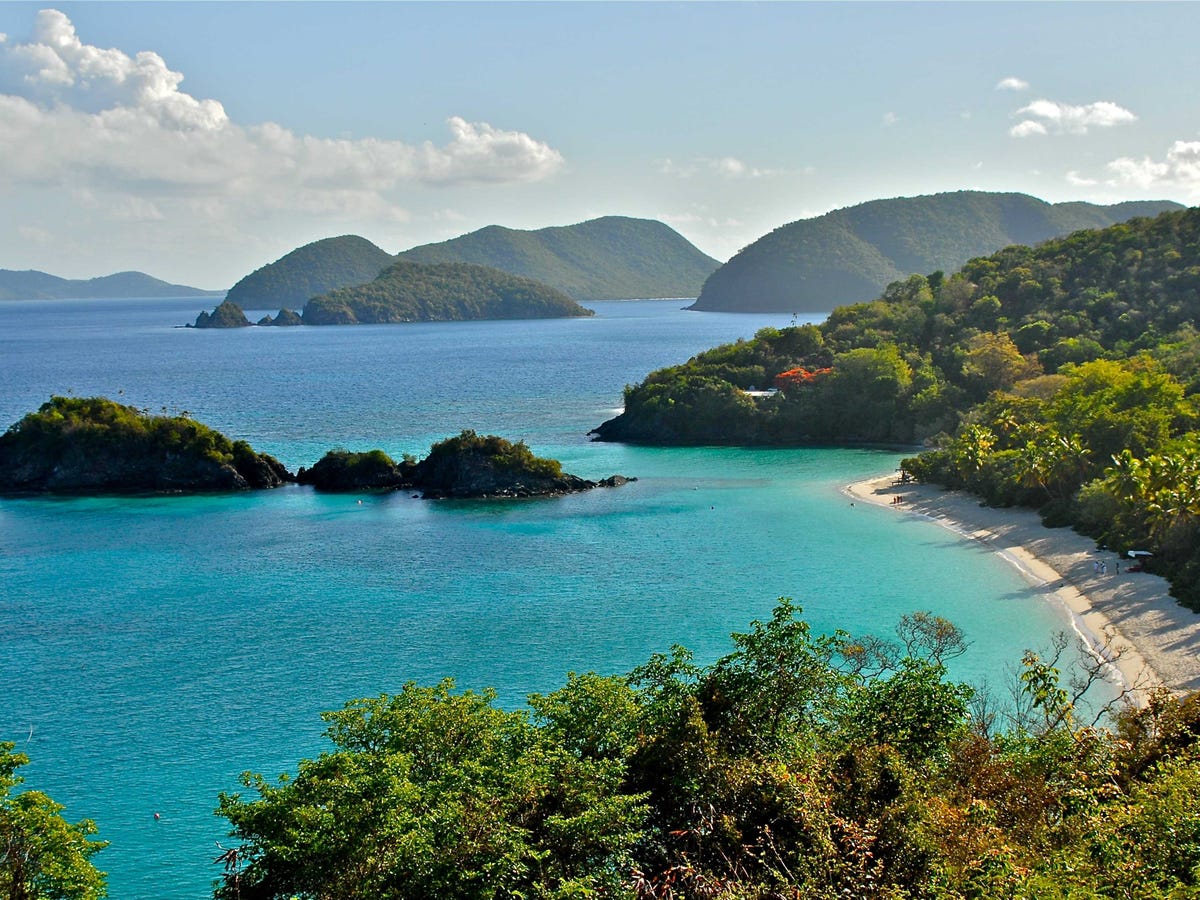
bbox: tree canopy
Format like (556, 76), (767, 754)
(1, 743), (107, 900)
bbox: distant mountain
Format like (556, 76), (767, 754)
(301, 261), (594, 325)
(224, 235), (394, 309)
(397, 216), (720, 301)
(0, 269), (218, 300)
(689, 192), (1186, 313)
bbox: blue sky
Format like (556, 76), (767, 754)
(1, 1), (1197, 288)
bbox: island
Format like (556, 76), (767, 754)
(0, 268), (220, 301)
(0, 396), (292, 494)
(298, 431), (633, 498)
(300, 261), (593, 324)
(190, 261), (593, 327)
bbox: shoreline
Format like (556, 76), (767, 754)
(845, 473), (1200, 705)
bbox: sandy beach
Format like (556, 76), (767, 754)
(846, 473), (1200, 704)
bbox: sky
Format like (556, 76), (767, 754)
(0, 1), (1197, 289)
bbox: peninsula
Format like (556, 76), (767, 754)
(595, 206), (1200, 609)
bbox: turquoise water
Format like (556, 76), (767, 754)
(1, 298), (1078, 897)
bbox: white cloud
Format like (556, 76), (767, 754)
(1106, 141), (1200, 194)
(1012, 98), (1137, 136)
(995, 76), (1029, 91)
(1010, 120), (1048, 138)
(18, 224), (51, 244)
(1065, 170), (1099, 187)
(659, 156), (779, 179)
(0, 9), (564, 225)
(881, 112), (898, 127)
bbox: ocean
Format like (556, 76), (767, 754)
(0, 297), (1086, 897)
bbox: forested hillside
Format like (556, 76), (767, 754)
(690, 192), (1183, 313)
(397, 216), (720, 301)
(302, 261), (593, 324)
(595, 207), (1200, 605)
(224, 235), (394, 309)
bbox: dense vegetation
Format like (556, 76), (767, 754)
(1, 742), (107, 899)
(214, 599), (1200, 899)
(224, 235), (394, 310)
(0, 396), (292, 493)
(397, 216), (720, 301)
(690, 192), (1183, 313)
(0, 268), (216, 301)
(296, 448), (414, 491)
(302, 261), (592, 325)
(596, 207), (1200, 605)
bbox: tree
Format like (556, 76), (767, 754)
(0, 743), (107, 900)
(215, 681), (645, 900)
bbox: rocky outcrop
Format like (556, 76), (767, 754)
(0, 397), (293, 494)
(257, 308), (303, 326)
(193, 300), (251, 328)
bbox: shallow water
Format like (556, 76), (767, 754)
(0, 298), (1085, 897)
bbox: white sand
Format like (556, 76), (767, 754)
(845, 473), (1200, 703)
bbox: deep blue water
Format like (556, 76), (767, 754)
(1, 297), (1081, 897)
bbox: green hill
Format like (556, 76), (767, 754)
(690, 192), (1185, 313)
(397, 216), (720, 301)
(0, 268), (219, 300)
(224, 235), (394, 309)
(302, 261), (593, 325)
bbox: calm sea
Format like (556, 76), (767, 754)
(0, 297), (1085, 898)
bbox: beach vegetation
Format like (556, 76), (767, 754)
(214, 601), (1200, 899)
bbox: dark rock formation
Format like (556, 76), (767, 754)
(297, 431), (635, 499)
(257, 308), (303, 326)
(193, 300), (251, 328)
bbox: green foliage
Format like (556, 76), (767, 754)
(225, 235), (394, 308)
(1, 743), (107, 900)
(691, 191), (1183, 313)
(303, 261), (593, 325)
(217, 600), (1200, 899)
(398, 216), (720, 302)
(216, 682), (644, 900)
(423, 430), (564, 479)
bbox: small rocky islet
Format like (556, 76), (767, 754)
(0, 397), (632, 499)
